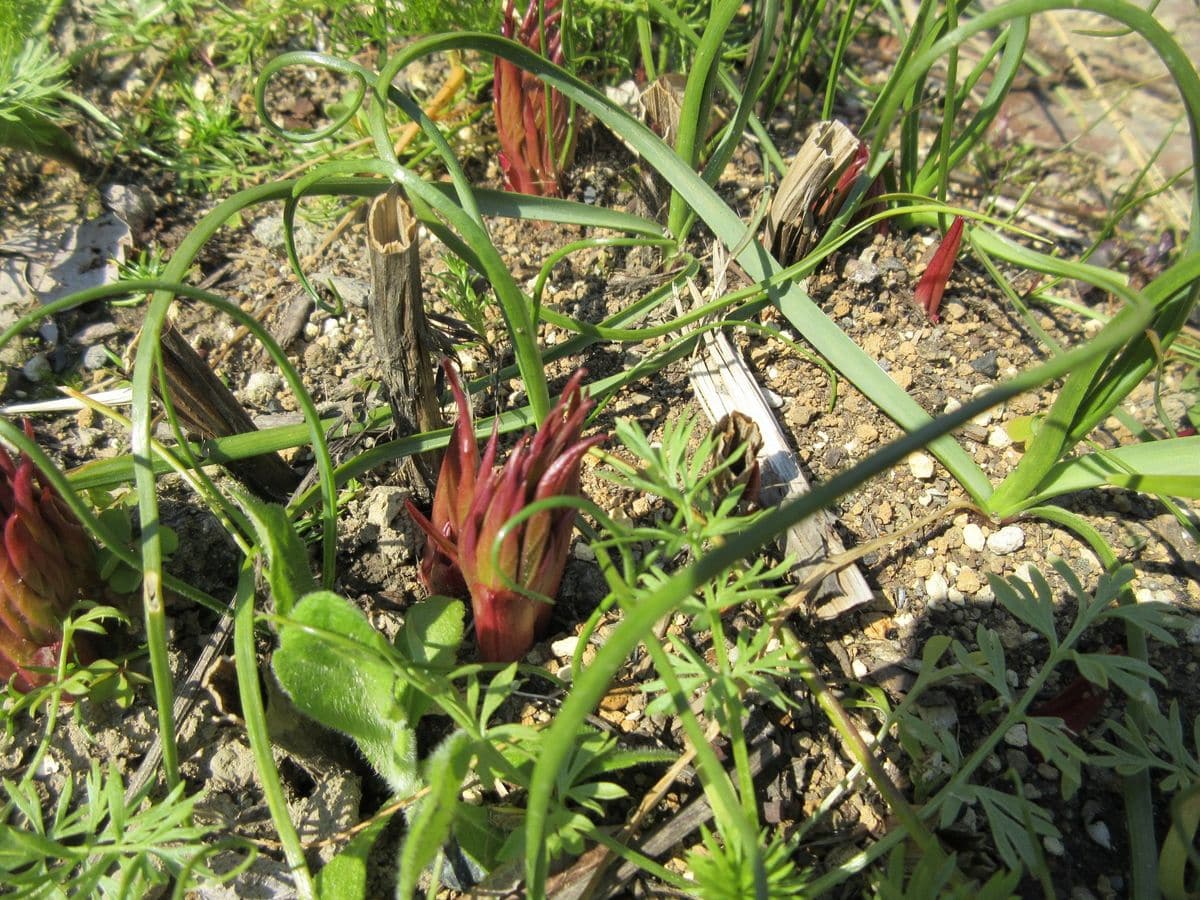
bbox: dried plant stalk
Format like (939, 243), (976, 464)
(159, 322), (299, 502)
(764, 120), (859, 265)
(367, 186), (442, 490)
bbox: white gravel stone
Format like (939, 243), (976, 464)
(1004, 723), (1029, 748)
(573, 541), (596, 561)
(987, 525), (1025, 555)
(962, 523), (986, 553)
(908, 452), (935, 480)
(1086, 820), (1112, 849)
(925, 572), (949, 603)
(550, 635), (579, 659)
(987, 426), (1013, 448)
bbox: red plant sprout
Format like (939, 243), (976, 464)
(405, 359), (476, 598)
(407, 364), (604, 662)
(817, 141), (870, 221)
(0, 420), (98, 692)
(914, 215), (965, 322)
(494, 0), (574, 197)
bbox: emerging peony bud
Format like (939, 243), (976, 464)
(408, 365), (604, 662)
(493, 0), (574, 197)
(0, 421), (98, 692)
(408, 360), (476, 599)
(914, 215), (965, 323)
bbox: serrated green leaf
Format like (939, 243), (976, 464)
(1025, 717), (1084, 799)
(1100, 602), (1181, 646)
(989, 570), (1058, 649)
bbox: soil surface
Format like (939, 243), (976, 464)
(0, 6), (1197, 898)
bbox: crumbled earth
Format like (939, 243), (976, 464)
(1, 12), (1198, 899)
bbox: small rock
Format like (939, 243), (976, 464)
(962, 523), (986, 552)
(365, 487), (406, 529)
(1014, 562), (1037, 584)
(925, 572), (949, 603)
(102, 182), (157, 232)
(240, 371), (283, 408)
(1086, 820), (1112, 850)
(987, 525), (1025, 555)
(573, 541), (595, 561)
(789, 405), (818, 428)
(39, 321), (59, 344)
(847, 259), (880, 285)
(854, 423), (879, 444)
(922, 704), (958, 730)
(22, 354), (52, 382)
(1004, 723), (1029, 748)
(988, 426), (1013, 448)
(969, 350), (999, 378)
(955, 569), (982, 595)
(71, 321), (120, 344)
(550, 635), (579, 659)
(908, 452), (935, 480)
(82, 345), (110, 370)
(1043, 835), (1065, 856)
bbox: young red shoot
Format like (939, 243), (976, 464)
(408, 364), (604, 662)
(0, 420), (98, 692)
(914, 215), (965, 323)
(493, 0), (574, 197)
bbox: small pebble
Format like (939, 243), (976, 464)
(550, 635), (579, 659)
(988, 426), (1013, 448)
(1043, 836), (1065, 856)
(240, 371), (283, 407)
(955, 569), (982, 594)
(82, 345), (110, 370)
(1087, 820), (1112, 850)
(854, 423), (879, 444)
(1004, 723), (1029, 748)
(987, 525), (1025, 555)
(962, 523), (986, 552)
(908, 452), (935, 480)
(573, 542), (595, 561)
(925, 572), (949, 603)
(970, 350), (999, 378)
(22, 354), (51, 382)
